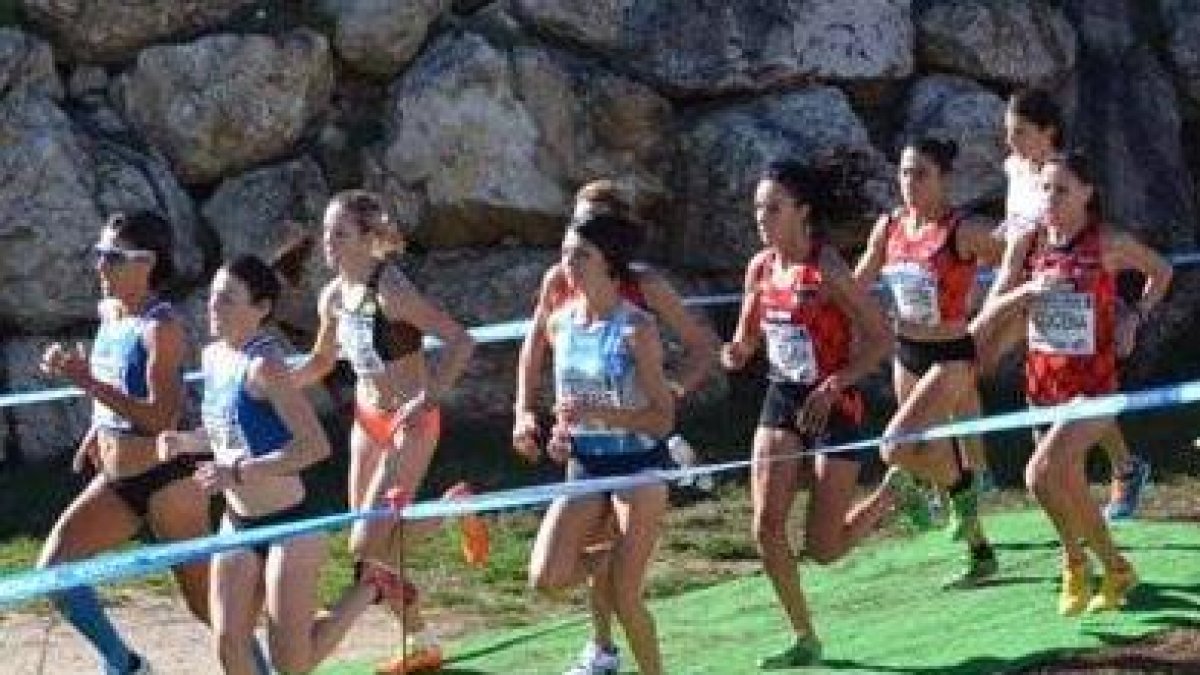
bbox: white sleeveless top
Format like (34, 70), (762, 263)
(997, 155), (1046, 241)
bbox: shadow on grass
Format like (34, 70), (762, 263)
(447, 618), (586, 664)
(821, 654), (1053, 674)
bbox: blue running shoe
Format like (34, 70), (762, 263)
(1104, 456), (1151, 521)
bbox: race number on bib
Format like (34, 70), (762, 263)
(559, 376), (620, 434)
(764, 323), (818, 384)
(339, 313), (386, 375)
(1029, 291), (1096, 356)
(883, 263), (940, 326)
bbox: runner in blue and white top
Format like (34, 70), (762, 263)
(37, 211), (210, 675)
(528, 211), (675, 675)
(158, 255), (378, 674)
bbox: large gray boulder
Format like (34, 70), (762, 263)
(1061, 0), (1196, 251)
(21, 0), (257, 63)
(1, 336), (93, 462)
(509, 0), (914, 96)
(898, 75), (1007, 209)
(410, 246), (557, 418)
(203, 156), (330, 265)
(0, 94), (201, 331)
(372, 32), (672, 247)
(202, 156), (332, 334)
(916, 0), (1076, 87)
(1160, 0), (1200, 107)
(116, 30), (334, 185)
(0, 27), (62, 99)
(675, 86), (887, 271)
(317, 0), (447, 77)
(1061, 0), (1200, 375)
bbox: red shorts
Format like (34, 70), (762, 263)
(1026, 353), (1118, 407)
(355, 402), (441, 447)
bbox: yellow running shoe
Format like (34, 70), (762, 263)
(1087, 565), (1138, 613)
(1058, 561), (1091, 616)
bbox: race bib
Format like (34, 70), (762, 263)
(202, 412), (247, 462)
(764, 323), (818, 384)
(883, 263), (940, 326)
(339, 312), (386, 375)
(559, 375), (620, 434)
(1029, 291), (1096, 356)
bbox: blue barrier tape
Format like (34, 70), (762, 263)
(4, 376), (1199, 608)
(3, 250), (1197, 410)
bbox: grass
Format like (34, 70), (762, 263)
(319, 507), (1200, 674)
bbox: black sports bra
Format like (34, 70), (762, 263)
(339, 264), (422, 374)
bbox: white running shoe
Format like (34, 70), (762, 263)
(563, 641), (620, 675)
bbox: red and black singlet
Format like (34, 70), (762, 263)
(880, 207), (976, 327)
(1024, 224), (1118, 406)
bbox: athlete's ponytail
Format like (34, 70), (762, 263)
(760, 158), (867, 227)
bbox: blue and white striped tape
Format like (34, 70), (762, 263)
(3, 375), (1199, 608)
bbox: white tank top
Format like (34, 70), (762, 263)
(997, 155), (1046, 241)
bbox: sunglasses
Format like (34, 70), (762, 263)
(92, 244), (156, 266)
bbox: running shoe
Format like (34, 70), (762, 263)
(1058, 561), (1091, 617)
(1087, 565), (1138, 613)
(375, 633), (444, 674)
(563, 640), (621, 675)
(942, 546), (998, 590)
(946, 478), (981, 542)
(1104, 456), (1151, 521)
(758, 633), (823, 669)
(667, 434), (715, 492)
(361, 563), (419, 618)
(443, 482), (490, 568)
(885, 468), (934, 532)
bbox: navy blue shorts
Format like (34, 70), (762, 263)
(758, 381), (870, 462)
(567, 443), (671, 480)
(109, 455), (205, 519)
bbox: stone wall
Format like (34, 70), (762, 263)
(2, 0), (1198, 461)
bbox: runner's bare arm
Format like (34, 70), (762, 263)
(640, 271), (719, 397)
(823, 246), (890, 387)
(853, 213), (892, 293)
(290, 281), (340, 389)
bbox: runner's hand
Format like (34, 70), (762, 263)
(512, 411), (542, 462)
(546, 421), (572, 464)
(193, 460), (235, 495)
(157, 430), (207, 462)
(720, 341), (752, 371)
(798, 375), (844, 438)
(41, 341), (91, 385)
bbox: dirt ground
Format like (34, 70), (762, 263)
(0, 597), (406, 674)
(4, 483), (1198, 674)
